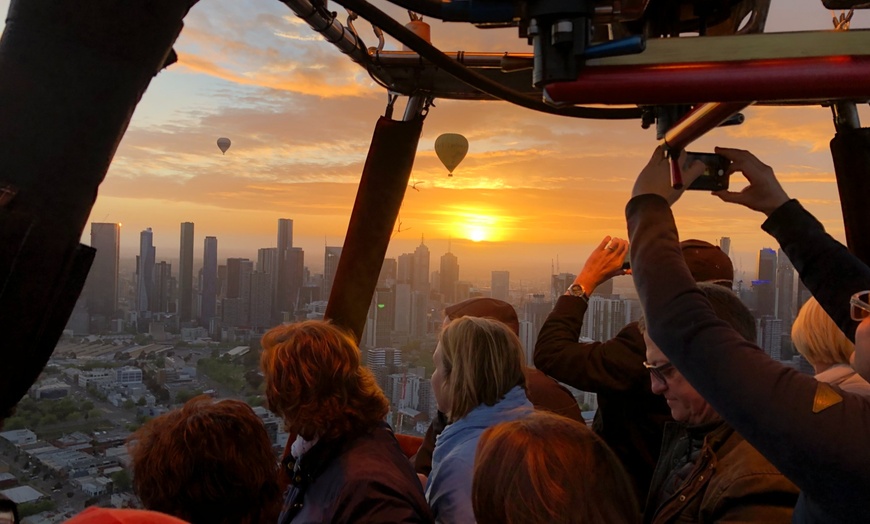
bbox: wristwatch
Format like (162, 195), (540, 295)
(566, 284), (589, 302)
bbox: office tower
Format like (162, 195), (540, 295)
(776, 248), (796, 330)
(719, 237), (731, 258)
(225, 258), (250, 299)
(522, 294), (551, 349)
(136, 228), (155, 313)
(275, 219), (294, 315)
(323, 246), (342, 299)
(410, 291), (428, 337)
(379, 258), (397, 287)
(440, 250), (459, 303)
(84, 222), (120, 321)
(394, 283), (412, 334)
(257, 247), (278, 275)
(551, 273), (577, 303)
(200, 236), (218, 324)
(154, 261), (173, 313)
(249, 271), (273, 329)
(579, 297), (630, 342)
(285, 247), (305, 313)
(363, 287), (394, 348)
(759, 316), (783, 360)
(755, 248), (777, 318)
(178, 222), (195, 321)
(797, 280), (812, 310)
(412, 238), (430, 295)
(397, 253), (414, 284)
(491, 271), (510, 302)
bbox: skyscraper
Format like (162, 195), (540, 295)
(491, 271), (510, 302)
(275, 219), (294, 316)
(323, 246), (342, 299)
(776, 248), (796, 329)
(755, 248), (777, 318)
(412, 238), (430, 296)
(200, 236), (218, 324)
(136, 228), (155, 313)
(84, 222), (120, 322)
(440, 250), (459, 303)
(179, 222), (194, 322)
(719, 237), (731, 258)
(285, 247), (305, 313)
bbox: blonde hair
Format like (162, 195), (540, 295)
(439, 316), (526, 422)
(792, 297), (855, 370)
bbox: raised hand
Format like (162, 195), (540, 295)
(713, 147), (790, 216)
(574, 236), (629, 295)
(631, 146), (706, 206)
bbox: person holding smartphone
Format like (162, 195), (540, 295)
(627, 146), (870, 523)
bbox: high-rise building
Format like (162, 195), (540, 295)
(379, 258), (397, 287)
(522, 294), (551, 349)
(397, 253), (414, 285)
(759, 316), (783, 360)
(363, 287), (394, 348)
(249, 270), (272, 329)
(580, 297), (630, 342)
(257, 247), (278, 275)
(551, 273), (577, 303)
(285, 247), (305, 313)
(776, 248), (796, 331)
(440, 250), (459, 303)
(179, 222), (194, 322)
(84, 222), (120, 322)
(275, 219), (294, 316)
(136, 228), (156, 313)
(719, 237), (731, 258)
(412, 239), (430, 296)
(200, 236), (218, 324)
(491, 271), (510, 302)
(755, 248), (777, 318)
(323, 246), (342, 299)
(154, 261), (174, 313)
(225, 258), (250, 299)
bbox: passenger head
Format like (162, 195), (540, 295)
(680, 239), (734, 286)
(65, 507), (189, 523)
(792, 297), (855, 374)
(127, 396), (279, 524)
(473, 412), (637, 524)
(261, 320), (388, 440)
(0, 494), (19, 524)
(443, 297), (520, 335)
(641, 282), (756, 425)
(432, 316), (526, 423)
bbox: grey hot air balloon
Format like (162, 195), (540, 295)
(217, 137), (232, 155)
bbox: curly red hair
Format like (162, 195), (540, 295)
(127, 396), (280, 524)
(261, 320), (389, 440)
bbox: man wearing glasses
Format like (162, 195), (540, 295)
(640, 282), (798, 523)
(627, 146), (870, 522)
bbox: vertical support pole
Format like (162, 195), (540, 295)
(324, 107), (425, 341)
(830, 103), (870, 264)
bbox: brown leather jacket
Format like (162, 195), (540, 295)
(644, 421), (799, 524)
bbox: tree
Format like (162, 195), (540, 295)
(111, 469), (132, 492)
(136, 397), (147, 407)
(122, 399), (136, 410)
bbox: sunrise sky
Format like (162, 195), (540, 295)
(3, 0), (868, 284)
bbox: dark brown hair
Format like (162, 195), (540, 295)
(261, 320), (389, 440)
(128, 396), (280, 524)
(473, 412), (638, 524)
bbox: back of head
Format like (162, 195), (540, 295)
(472, 412), (637, 524)
(439, 316), (526, 421)
(65, 507), (189, 524)
(792, 297), (854, 370)
(0, 494), (19, 524)
(696, 282), (757, 342)
(444, 297), (520, 335)
(261, 320), (388, 440)
(681, 239), (733, 285)
(128, 396), (279, 524)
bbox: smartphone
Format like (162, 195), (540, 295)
(685, 152), (731, 191)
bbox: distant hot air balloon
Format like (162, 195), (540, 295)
(435, 133), (468, 177)
(217, 137), (232, 155)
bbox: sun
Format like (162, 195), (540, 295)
(468, 226), (487, 242)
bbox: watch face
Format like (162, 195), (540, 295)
(570, 284), (584, 296)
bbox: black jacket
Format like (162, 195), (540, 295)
(534, 296), (672, 504)
(279, 423), (433, 524)
(627, 195), (870, 523)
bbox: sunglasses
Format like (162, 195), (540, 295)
(851, 290), (870, 321)
(643, 360), (676, 384)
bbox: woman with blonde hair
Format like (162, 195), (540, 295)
(792, 297), (870, 396)
(473, 411), (638, 524)
(426, 316), (533, 522)
(261, 320), (432, 524)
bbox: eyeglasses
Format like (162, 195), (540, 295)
(643, 361), (676, 384)
(851, 291), (870, 321)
